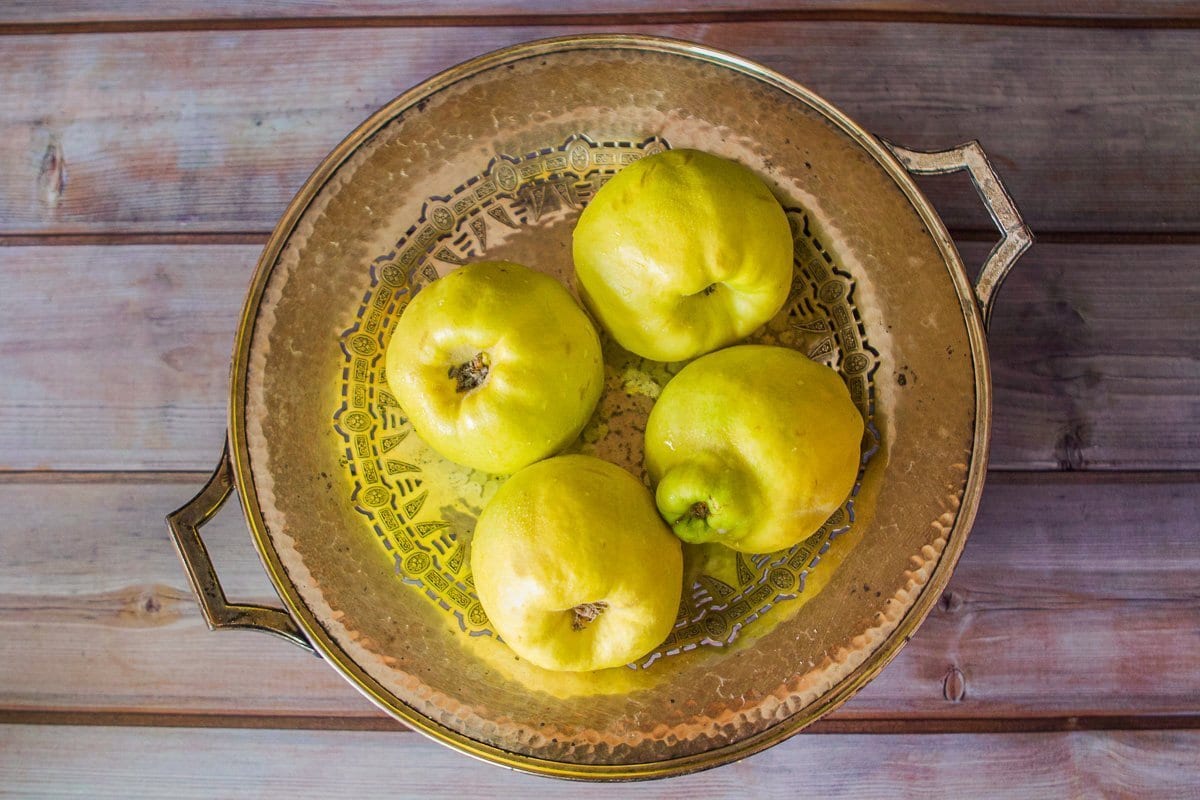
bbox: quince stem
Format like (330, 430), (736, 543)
(448, 352), (490, 393)
(571, 601), (608, 631)
(655, 459), (756, 545)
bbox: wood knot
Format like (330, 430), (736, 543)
(38, 137), (67, 208)
(114, 584), (185, 627)
(943, 665), (966, 702)
(141, 592), (162, 614)
(1055, 421), (1089, 471)
(938, 590), (964, 613)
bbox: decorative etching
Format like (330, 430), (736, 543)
(332, 134), (880, 662)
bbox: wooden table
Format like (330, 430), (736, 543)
(1, 3), (1197, 797)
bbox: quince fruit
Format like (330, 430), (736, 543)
(572, 149), (793, 362)
(385, 261), (603, 474)
(470, 455), (683, 671)
(645, 344), (864, 554)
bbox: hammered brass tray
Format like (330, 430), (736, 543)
(169, 35), (1031, 780)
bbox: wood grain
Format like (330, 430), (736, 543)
(1, 242), (1195, 471)
(3, 1), (1198, 26)
(0, 3), (1192, 793)
(0, 245), (245, 472)
(1, 472), (1195, 723)
(1, 724), (1197, 798)
(986, 242), (1200, 470)
(1, 24), (1196, 236)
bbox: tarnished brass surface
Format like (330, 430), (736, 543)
(189, 35), (1029, 779)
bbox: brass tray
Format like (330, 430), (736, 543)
(168, 35), (1031, 780)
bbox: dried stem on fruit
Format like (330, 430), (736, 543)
(571, 601), (608, 631)
(448, 352), (490, 393)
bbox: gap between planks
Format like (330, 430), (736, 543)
(2, 11), (1200, 38)
(4, 709), (1199, 734)
(3, 231), (1200, 248)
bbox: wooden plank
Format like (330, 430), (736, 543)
(1, 241), (1195, 472)
(1, 724), (1197, 798)
(3, 1), (1199, 26)
(0, 473), (374, 718)
(0, 245), (248, 472)
(0, 473), (1195, 722)
(985, 242), (1200, 470)
(844, 472), (1200, 718)
(1, 25), (1196, 235)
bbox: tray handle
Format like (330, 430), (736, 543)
(167, 441), (316, 654)
(881, 139), (1033, 329)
